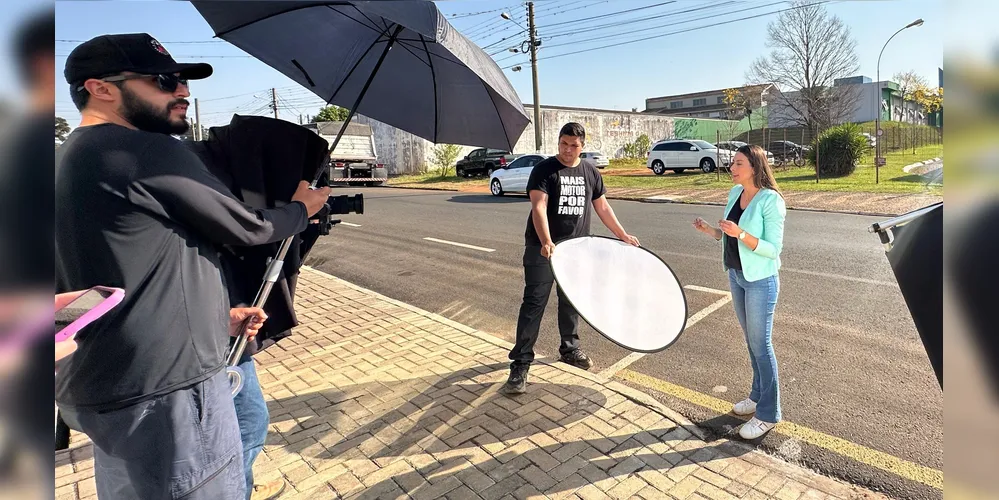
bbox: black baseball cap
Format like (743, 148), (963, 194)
(64, 33), (213, 85)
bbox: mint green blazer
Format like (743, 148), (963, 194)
(722, 186), (787, 282)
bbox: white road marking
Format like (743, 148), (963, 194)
(683, 284), (729, 295)
(597, 292), (733, 379)
(339, 222), (362, 227)
(423, 237), (495, 253)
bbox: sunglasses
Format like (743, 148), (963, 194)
(78, 73), (189, 93)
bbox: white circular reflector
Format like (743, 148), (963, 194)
(549, 236), (688, 353)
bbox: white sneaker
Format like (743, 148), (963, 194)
(739, 417), (778, 440)
(732, 398), (757, 416)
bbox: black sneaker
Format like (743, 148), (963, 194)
(500, 364), (530, 395)
(559, 349), (594, 371)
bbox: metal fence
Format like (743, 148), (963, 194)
(631, 122), (942, 185)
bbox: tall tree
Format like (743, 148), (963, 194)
(893, 70), (928, 102)
(746, 1), (860, 131)
(312, 105), (350, 123)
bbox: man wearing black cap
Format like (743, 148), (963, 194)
(54, 34), (331, 500)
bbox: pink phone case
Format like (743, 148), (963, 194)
(55, 287), (125, 342)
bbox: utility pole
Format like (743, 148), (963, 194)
(193, 98), (202, 140)
(528, 2), (541, 153)
(271, 88), (279, 119)
(299, 114), (303, 125)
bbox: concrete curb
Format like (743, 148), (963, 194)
(301, 265), (709, 440)
(901, 157), (942, 174)
(617, 195), (901, 218)
(387, 184), (923, 218)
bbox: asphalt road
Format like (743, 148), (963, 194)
(304, 186), (942, 499)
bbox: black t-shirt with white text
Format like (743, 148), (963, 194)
(524, 157), (606, 246)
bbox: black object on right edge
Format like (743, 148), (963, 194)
(870, 202), (943, 389)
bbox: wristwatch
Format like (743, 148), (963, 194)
(738, 231), (747, 241)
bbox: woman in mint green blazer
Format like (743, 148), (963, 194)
(693, 144), (786, 440)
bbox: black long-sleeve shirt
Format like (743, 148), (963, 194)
(55, 124), (308, 411)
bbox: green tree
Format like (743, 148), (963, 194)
(55, 116), (71, 143)
(312, 105), (350, 122)
(431, 144), (462, 178)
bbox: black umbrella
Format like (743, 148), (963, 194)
(191, 0), (530, 151)
(190, 0), (531, 393)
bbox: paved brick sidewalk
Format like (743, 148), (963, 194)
(55, 268), (886, 500)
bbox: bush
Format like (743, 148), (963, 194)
(430, 144), (462, 177)
(807, 123), (868, 178)
(622, 134), (651, 160)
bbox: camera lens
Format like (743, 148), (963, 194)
(327, 194), (363, 215)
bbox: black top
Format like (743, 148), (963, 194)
(54, 124), (308, 411)
(524, 157), (606, 246)
(724, 201), (747, 271)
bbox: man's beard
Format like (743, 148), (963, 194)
(119, 86), (189, 135)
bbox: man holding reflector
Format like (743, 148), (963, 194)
(501, 122), (640, 395)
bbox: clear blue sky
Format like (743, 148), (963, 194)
(53, 0), (951, 129)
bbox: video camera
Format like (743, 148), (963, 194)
(313, 193), (363, 235)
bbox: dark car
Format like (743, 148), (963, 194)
(455, 148), (519, 177)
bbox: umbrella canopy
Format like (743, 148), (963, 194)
(191, 0), (530, 150)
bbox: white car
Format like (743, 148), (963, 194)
(647, 139), (733, 175)
(489, 154), (548, 196)
(579, 151), (609, 169)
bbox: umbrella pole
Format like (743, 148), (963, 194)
(225, 24), (404, 394)
(314, 23), (405, 185)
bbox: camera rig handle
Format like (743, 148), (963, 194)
(226, 156), (332, 395)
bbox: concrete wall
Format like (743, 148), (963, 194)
(358, 105), (682, 175)
(522, 106), (675, 157)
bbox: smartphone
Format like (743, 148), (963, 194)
(55, 286), (125, 342)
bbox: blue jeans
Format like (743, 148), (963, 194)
(728, 269), (782, 423)
(233, 354), (269, 498)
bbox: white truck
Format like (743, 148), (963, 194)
(305, 121), (387, 186)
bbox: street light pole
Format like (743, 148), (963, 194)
(875, 18), (923, 184)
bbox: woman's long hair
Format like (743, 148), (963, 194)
(736, 144), (782, 197)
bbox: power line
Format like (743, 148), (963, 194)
(541, 1), (738, 39)
(480, 29), (528, 51)
(198, 86), (299, 102)
(468, 20), (522, 43)
(485, 0), (686, 55)
(542, 0), (781, 48)
(453, 2), (523, 36)
(445, 4), (514, 19)
(276, 95), (307, 119)
(536, 1), (677, 30)
(532, 0), (595, 17)
(502, 1), (827, 69)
